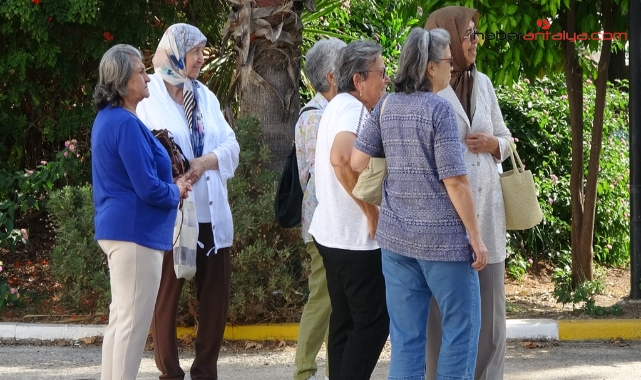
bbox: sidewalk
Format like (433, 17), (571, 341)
(2, 319), (641, 342)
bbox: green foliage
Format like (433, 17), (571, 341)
(301, 0), (421, 100)
(551, 257), (622, 316)
(47, 186), (109, 312)
(497, 75), (630, 267)
(0, 142), (82, 252)
(0, 260), (22, 309)
(226, 116), (308, 324)
(416, 0), (628, 84)
(0, 0), (188, 172)
(505, 250), (532, 282)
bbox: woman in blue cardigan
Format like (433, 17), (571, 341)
(91, 44), (191, 380)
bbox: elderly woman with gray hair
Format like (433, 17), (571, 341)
(351, 28), (487, 380)
(91, 44), (191, 380)
(293, 37), (346, 380)
(307, 40), (390, 380)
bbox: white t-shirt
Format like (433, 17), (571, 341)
(308, 93), (379, 251)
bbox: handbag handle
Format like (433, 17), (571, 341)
(505, 137), (525, 173)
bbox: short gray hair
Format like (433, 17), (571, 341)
(393, 28), (450, 94)
(93, 44), (143, 111)
(335, 40), (382, 93)
(305, 38), (347, 93)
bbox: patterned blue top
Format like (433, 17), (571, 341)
(354, 92), (472, 261)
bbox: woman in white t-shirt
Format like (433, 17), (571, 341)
(307, 40), (390, 380)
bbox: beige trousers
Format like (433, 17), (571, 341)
(99, 240), (163, 380)
(426, 261), (506, 380)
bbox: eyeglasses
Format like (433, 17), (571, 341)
(365, 67), (387, 79)
(463, 28), (479, 40)
(440, 57), (454, 68)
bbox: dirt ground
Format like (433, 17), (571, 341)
(2, 212), (641, 322)
(504, 261), (641, 319)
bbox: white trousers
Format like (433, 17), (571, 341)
(98, 240), (163, 380)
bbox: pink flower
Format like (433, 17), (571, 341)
(550, 174), (559, 184)
(10, 288), (17, 295)
(26, 170), (33, 175)
(68, 144), (76, 152)
(20, 229), (28, 241)
(586, 79), (593, 85)
(40, 160), (47, 165)
(543, 88), (549, 95)
(606, 244), (613, 250)
(528, 258), (533, 264)
(65, 141), (70, 147)
(63, 151), (69, 158)
(524, 78), (530, 84)
(548, 198), (554, 206)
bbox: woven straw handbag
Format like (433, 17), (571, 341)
(499, 140), (543, 230)
(352, 95), (390, 205)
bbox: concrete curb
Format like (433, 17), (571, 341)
(1, 319), (640, 342)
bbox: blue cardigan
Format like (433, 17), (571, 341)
(92, 106), (180, 251)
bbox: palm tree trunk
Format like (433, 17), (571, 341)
(223, 0), (313, 169)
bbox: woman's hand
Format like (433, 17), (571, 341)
(184, 153), (218, 184)
(175, 177), (192, 199)
(465, 133), (500, 158)
(469, 233), (488, 271)
(366, 206), (379, 239)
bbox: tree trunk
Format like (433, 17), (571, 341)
(579, 0), (613, 282)
(564, 0), (614, 286)
(223, 0), (310, 170)
(563, 0), (590, 286)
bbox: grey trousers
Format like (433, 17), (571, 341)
(426, 261), (506, 380)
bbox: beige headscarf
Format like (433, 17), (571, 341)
(426, 6), (479, 123)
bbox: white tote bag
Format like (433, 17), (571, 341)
(173, 193), (198, 280)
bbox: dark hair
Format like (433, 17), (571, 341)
(335, 40), (382, 93)
(93, 44), (142, 111)
(393, 28), (450, 94)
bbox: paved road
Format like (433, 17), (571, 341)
(1, 340), (640, 379)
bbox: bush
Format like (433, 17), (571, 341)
(47, 186), (109, 312)
(497, 76), (630, 267)
(226, 116), (308, 324)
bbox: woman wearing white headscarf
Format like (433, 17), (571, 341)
(137, 23), (240, 380)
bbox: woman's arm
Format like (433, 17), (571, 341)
(331, 131), (379, 238)
(442, 174), (488, 271)
(350, 148), (372, 173)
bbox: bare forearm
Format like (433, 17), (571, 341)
(334, 163), (378, 217)
(443, 177), (481, 238)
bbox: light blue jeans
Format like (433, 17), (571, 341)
(381, 249), (481, 380)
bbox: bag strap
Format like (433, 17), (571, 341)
(299, 105), (320, 115)
(505, 137), (525, 173)
(379, 94), (390, 124)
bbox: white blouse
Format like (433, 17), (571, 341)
(137, 73), (240, 253)
(438, 72), (512, 264)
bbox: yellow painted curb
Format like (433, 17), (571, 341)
(176, 323), (300, 341)
(558, 319), (641, 340)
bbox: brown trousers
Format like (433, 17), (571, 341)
(151, 223), (232, 380)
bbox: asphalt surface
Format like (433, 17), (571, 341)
(1, 340), (640, 379)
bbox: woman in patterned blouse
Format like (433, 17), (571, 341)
(351, 27), (488, 380)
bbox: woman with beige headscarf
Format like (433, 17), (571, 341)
(425, 6), (512, 380)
